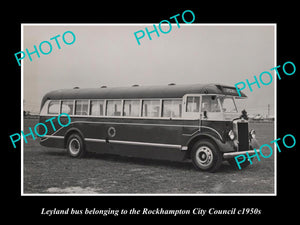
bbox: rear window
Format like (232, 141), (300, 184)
(48, 100), (60, 114)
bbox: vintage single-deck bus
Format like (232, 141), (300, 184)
(39, 83), (259, 172)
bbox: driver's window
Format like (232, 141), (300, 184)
(201, 96), (221, 112)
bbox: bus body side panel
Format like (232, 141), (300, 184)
(39, 115), (199, 161)
(82, 117), (198, 161)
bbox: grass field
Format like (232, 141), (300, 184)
(23, 118), (275, 194)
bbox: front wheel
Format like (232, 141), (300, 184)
(191, 140), (222, 172)
(66, 134), (86, 158)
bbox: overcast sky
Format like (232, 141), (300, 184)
(23, 24), (275, 115)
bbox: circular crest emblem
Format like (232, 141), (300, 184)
(107, 127), (116, 137)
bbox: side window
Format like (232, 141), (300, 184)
(162, 100), (182, 118)
(106, 100), (122, 116)
(75, 100), (88, 115)
(61, 100), (74, 115)
(142, 100), (160, 117)
(123, 100), (140, 117)
(48, 100), (60, 114)
(90, 100), (104, 116)
(186, 96), (200, 112)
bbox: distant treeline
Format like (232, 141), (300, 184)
(249, 118), (274, 123)
(24, 114), (39, 119)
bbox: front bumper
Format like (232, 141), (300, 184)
(223, 150), (257, 159)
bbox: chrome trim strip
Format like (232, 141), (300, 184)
(223, 150), (256, 159)
(181, 146), (188, 151)
(84, 137), (182, 149)
(84, 138), (106, 143)
(40, 135), (64, 142)
(111, 140), (181, 149)
(42, 134), (186, 150)
(42, 135), (64, 139)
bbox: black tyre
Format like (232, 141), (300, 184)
(66, 134), (86, 158)
(191, 139), (222, 172)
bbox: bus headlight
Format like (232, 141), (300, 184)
(228, 130), (235, 140)
(250, 129), (256, 139)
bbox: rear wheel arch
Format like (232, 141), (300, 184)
(66, 132), (86, 158)
(64, 128), (85, 148)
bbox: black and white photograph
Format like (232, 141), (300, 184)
(21, 24), (276, 195)
(4, 3), (299, 221)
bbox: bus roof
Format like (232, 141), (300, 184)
(41, 83), (246, 106)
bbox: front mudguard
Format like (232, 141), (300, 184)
(186, 133), (236, 154)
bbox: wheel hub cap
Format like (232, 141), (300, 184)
(196, 146), (213, 166)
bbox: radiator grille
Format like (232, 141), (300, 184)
(237, 122), (249, 151)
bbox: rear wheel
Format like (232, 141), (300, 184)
(66, 134), (86, 158)
(191, 140), (222, 172)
